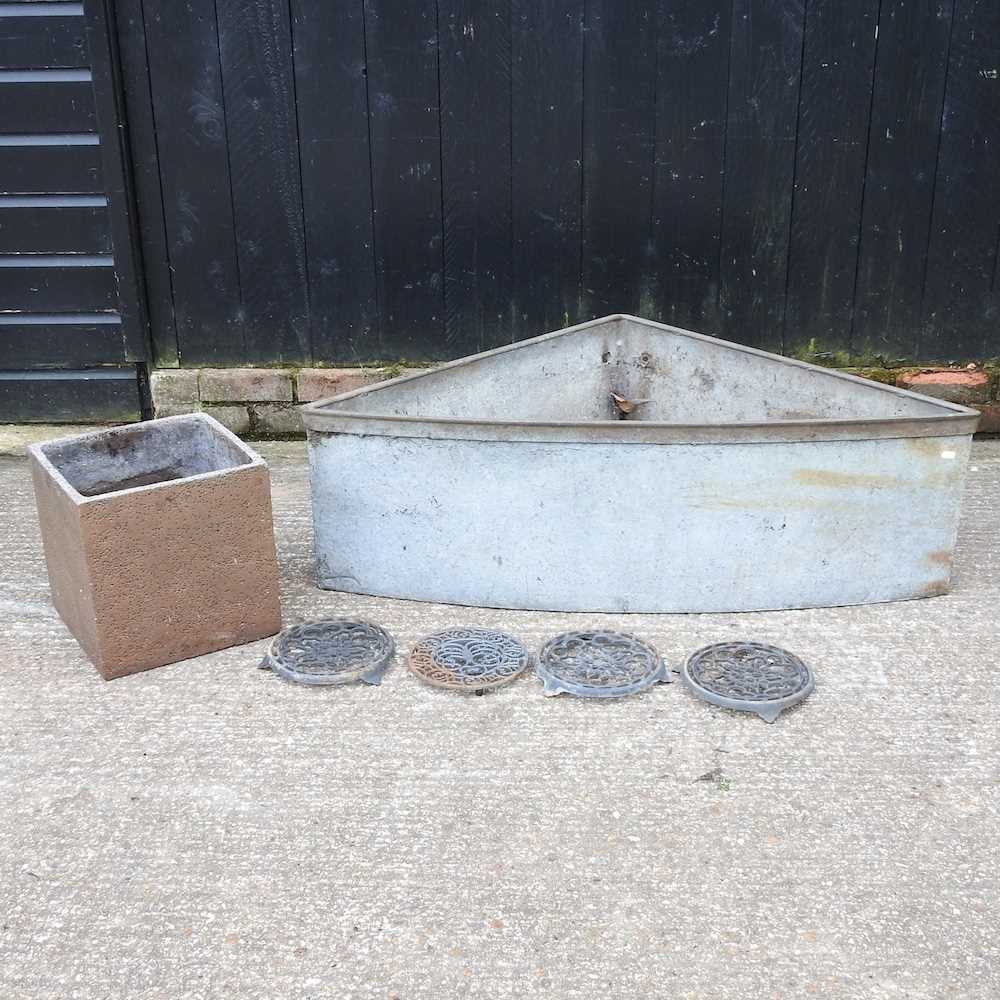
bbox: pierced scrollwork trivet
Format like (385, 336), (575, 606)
(262, 619), (395, 686)
(408, 627), (531, 692)
(681, 641), (813, 722)
(535, 630), (670, 698)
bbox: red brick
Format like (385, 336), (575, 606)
(200, 368), (293, 403)
(296, 368), (379, 402)
(150, 369), (199, 413)
(252, 403), (303, 436)
(974, 403), (1000, 434)
(896, 369), (990, 405)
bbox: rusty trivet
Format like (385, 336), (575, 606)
(682, 641), (813, 722)
(535, 630), (670, 698)
(408, 627), (530, 692)
(262, 619), (394, 686)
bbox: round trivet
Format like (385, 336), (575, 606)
(681, 641), (813, 722)
(262, 619), (395, 686)
(535, 630), (670, 698)
(408, 627), (531, 692)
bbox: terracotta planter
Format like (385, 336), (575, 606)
(28, 413), (281, 679)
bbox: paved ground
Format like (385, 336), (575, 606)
(1, 439), (997, 1000)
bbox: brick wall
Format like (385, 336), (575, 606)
(151, 364), (1000, 438)
(150, 367), (421, 437)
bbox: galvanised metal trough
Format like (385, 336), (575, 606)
(302, 315), (979, 613)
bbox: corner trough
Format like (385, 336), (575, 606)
(302, 315), (978, 613)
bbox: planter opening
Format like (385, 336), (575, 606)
(43, 414), (252, 497)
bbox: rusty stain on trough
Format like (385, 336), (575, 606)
(926, 549), (953, 567)
(792, 468), (902, 489)
(917, 578), (951, 598)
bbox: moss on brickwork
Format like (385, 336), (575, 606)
(790, 338), (893, 369)
(840, 367), (900, 386)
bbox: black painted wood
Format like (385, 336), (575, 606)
(0, 368), (140, 422)
(852, 0), (955, 360)
(719, 0), (805, 353)
(290, 0), (376, 362)
(13, 0), (999, 380)
(0, 15), (88, 68)
(364, 0), (445, 360)
(141, 0), (244, 364)
(114, 0), (177, 366)
(921, 0), (1000, 362)
(217, 0), (309, 364)
(510, 0), (584, 338)
(0, 0), (150, 422)
(0, 203), (110, 252)
(0, 319), (125, 368)
(84, 0), (149, 363)
(0, 80), (96, 133)
(0, 142), (102, 194)
(784, 0), (879, 356)
(0, 262), (117, 311)
(581, 0), (657, 319)
(651, 0), (731, 334)
(439, 0), (513, 353)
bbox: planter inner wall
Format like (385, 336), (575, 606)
(45, 417), (252, 497)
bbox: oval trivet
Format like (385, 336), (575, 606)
(408, 627), (531, 692)
(262, 619), (395, 686)
(681, 641), (813, 722)
(535, 630), (670, 698)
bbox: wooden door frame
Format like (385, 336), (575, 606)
(83, 0), (157, 410)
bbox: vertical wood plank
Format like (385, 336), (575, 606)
(141, 0), (244, 364)
(852, 0), (954, 360)
(510, 0), (584, 337)
(651, 0), (731, 333)
(114, 0), (178, 366)
(921, 0), (1000, 361)
(217, 0), (309, 364)
(718, 0), (805, 352)
(784, 0), (879, 357)
(364, 0), (445, 360)
(290, 0), (377, 362)
(581, 0), (657, 319)
(85, 0), (150, 362)
(439, 0), (512, 353)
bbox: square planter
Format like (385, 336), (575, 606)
(28, 413), (282, 679)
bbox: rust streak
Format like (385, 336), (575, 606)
(904, 437), (948, 458)
(916, 578), (950, 598)
(693, 498), (837, 512)
(792, 468), (901, 489)
(926, 549), (953, 567)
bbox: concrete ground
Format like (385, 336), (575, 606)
(1, 438), (997, 1000)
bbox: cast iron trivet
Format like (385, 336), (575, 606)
(535, 630), (670, 698)
(681, 641), (813, 722)
(262, 619), (395, 686)
(408, 627), (531, 692)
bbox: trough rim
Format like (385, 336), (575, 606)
(300, 314), (980, 446)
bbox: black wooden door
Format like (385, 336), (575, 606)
(0, 0), (148, 422)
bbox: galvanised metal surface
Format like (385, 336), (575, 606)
(262, 619), (395, 686)
(408, 627), (530, 692)
(302, 315), (979, 613)
(535, 631), (670, 699)
(682, 642), (814, 723)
